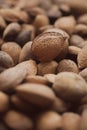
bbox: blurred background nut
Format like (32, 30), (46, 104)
(62, 112), (81, 130)
(0, 92), (10, 113)
(44, 74), (56, 84)
(19, 41), (34, 63)
(33, 14), (49, 31)
(54, 16), (76, 34)
(57, 59), (78, 73)
(0, 60), (37, 91)
(78, 14), (87, 25)
(79, 68), (87, 82)
(79, 107), (87, 130)
(1, 42), (21, 65)
(0, 9), (30, 23)
(74, 24), (87, 36)
(68, 46), (81, 55)
(0, 122), (8, 130)
(3, 22), (21, 41)
(37, 61), (58, 76)
(16, 83), (56, 107)
(16, 24), (35, 47)
(51, 97), (69, 113)
(69, 35), (84, 48)
(53, 72), (87, 102)
(0, 16), (6, 32)
(77, 45), (87, 69)
(28, 7), (46, 18)
(36, 111), (62, 130)
(11, 94), (37, 114)
(0, 51), (14, 68)
(47, 5), (62, 23)
(4, 110), (33, 130)
(25, 75), (48, 85)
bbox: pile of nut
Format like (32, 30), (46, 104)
(1, 0), (87, 129)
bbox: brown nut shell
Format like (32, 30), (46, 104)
(1, 42), (21, 65)
(36, 111), (62, 130)
(0, 51), (14, 68)
(62, 112), (81, 130)
(77, 45), (87, 69)
(4, 110), (33, 130)
(31, 32), (65, 62)
(57, 59), (78, 73)
(53, 72), (87, 102)
(16, 83), (56, 107)
(37, 61), (58, 76)
(54, 16), (76, 34)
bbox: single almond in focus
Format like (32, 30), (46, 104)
(31, 31), (66, 62)
(44, 28), (69, 60)
(53, 72), (87, 102)
(57, 59), (78, 73)
(16, 83), (56, 107)
(37, 61), (58, 76)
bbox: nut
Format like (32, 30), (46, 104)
(37, 61), (58, 76)
(53, 72), (87, 102)
(16, 83), (56, 107)
(1, 42), (21, 65)
(77, 45), (87, 69)
(54, 16), (76, 34)
(31, 31), (66, 62)
(57, 59), (78, 73)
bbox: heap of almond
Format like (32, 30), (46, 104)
(0, 0), (87, 130)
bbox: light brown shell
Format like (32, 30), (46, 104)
(36, 111), (62, 130)
(0, 51), (14, 68)
(37, 61), (58, 76)
(57, 59), (78, 73)
(53, 72), (87, 102)
(62, 112), (81, 130)
(1, 42), (21, 65)
(54, 16), (76, 34)
(19, 41), (33, 62)
(4, 110), (33, 130)
(0, 92), (10, 113)
(77, 45), (87, 69)
(0, 60), (37, 91)
(3, 22), (21, 41)
(16, 83), (56, 107)
(68, 46), (81, 55)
